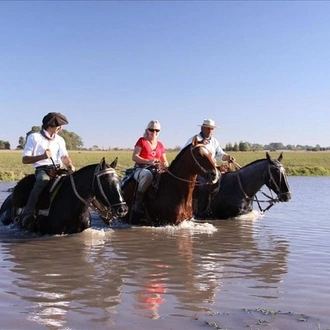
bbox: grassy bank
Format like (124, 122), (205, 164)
(1, 150), (330, 182)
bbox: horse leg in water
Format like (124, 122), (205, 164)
(0, 194), (14, 225)
(194, 179), (220, 219)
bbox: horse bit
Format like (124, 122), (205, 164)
(236, 163), (286, 213)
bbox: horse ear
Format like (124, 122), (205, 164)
(109, 157), (118, 169)
(192, 135), (199, 146)
(278, 152), (283, 162)
(266, 152), (271, 161)
(99, 157), (106, 169)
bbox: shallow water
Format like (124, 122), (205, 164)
(0, 177), (329, 329)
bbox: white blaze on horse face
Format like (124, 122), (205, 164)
(199, 144), (219, 183)
(200, 145), (212, 157)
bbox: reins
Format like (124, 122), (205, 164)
(234, 161), (284, 214)
(69, 165), (125, 220)
(164, 143), (217, 185)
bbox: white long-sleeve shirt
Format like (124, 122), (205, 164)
(183, 133), (227, 164)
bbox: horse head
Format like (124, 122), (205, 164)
(190, 136), (219, 184)
(265, 152), (291, 202)
(92, 157), (128, 223)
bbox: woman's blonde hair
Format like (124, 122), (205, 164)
(143, 120), (161, 138)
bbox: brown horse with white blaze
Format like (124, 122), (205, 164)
(122, 136), (219, 226)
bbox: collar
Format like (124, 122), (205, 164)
(40, 129), (55, 141)
(200, 132), (211, 140)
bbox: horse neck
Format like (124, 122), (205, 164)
(68, 165), (96, 199)
(237, 160), (269, 197)
(164, 151), (199, 197)
(168, 151), (199, 183)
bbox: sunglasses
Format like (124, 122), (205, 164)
(148, 129), (160, 133)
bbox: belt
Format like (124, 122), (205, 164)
(35, 165), (60, 171)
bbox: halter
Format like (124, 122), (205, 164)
(235, 162), (287, 213)
(165, 143), (218, 185)
(70, 165), (126, 220)
(190, 143), (212, 175)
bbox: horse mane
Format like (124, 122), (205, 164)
(240, 155), (278, 169)
(169, 143), (191, 168)
(75, 163), (96, 172)
(241, 158), (265, 168)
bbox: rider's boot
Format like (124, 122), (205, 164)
(132, 191), (145, 214)
(21, 192), (38, 229)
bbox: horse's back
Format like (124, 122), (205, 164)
(13, 174), (35, 207)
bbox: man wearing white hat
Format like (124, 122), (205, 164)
(183, 118), (235, 217)
(183, 118), (234, 164)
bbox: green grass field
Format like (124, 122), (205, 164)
(1, 150), (330, 181)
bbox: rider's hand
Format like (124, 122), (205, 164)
(67, 164), (75, 173)
(151, 159), (160, 166)
(44, 149), (52, 159)
(227, 155), (235, 163)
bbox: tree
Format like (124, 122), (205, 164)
(269, 142), (285, 151)
(0, 140), (10, 150)
(225, 142), (233, 151)
(239, 141), (250, 152)
(60, 129), (84, 150)
(17, 136), (25, 149)
(23, 126), (84, 150)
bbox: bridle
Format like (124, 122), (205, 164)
(69, 164), (126, 221)
(236, 162), (288, 213)
(165, 143), (218, 185)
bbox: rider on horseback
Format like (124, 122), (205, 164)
(20, 112), (75, 228)
(183, 119), (235, 217)
(131, 120), (169, 214)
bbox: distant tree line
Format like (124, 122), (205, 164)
(0, 135), (329, 152)
(0, 126), (83, 150)
(224, 141), (330, 152)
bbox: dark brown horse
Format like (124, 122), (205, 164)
(122, 136), (219, 226)
(193, 152), (291, 219)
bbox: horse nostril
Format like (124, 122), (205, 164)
(118, 205), (128, 216)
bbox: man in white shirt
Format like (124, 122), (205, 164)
(21, 112), (75, 228)
(183, 118), (234, 164)
(183, 119), (235, 217)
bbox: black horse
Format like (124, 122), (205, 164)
(0, 158), (128, 235)
(193, 152), (291, 219)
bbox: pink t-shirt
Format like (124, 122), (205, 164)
(135, 137), (166, 165)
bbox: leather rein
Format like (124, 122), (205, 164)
(165, 143), (218, 185)
(235, 163), (285, 213)
(69, 165), (125, 221)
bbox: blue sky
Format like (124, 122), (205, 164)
(1, 1), (329, 150)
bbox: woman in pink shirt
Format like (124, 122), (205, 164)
(131, 120), (168, 214)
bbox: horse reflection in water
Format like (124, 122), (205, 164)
(109, 220), (289, 319)
(0, 158), (128, 234)
(122, 136), (219, 226)
(2, 217), (289, 326)
(3, 234), (126, 329)
(194, 152), (292, 219)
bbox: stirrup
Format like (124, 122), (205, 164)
(21, 214), (37, 230)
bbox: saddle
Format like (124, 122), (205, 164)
(122, 166), (160, 189)
(122, 165), (162, 200)
(13, 169), (69, 215)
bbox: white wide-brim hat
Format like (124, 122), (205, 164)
(198, 119), (219, 129)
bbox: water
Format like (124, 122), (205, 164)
(0, 177), (329, 330)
